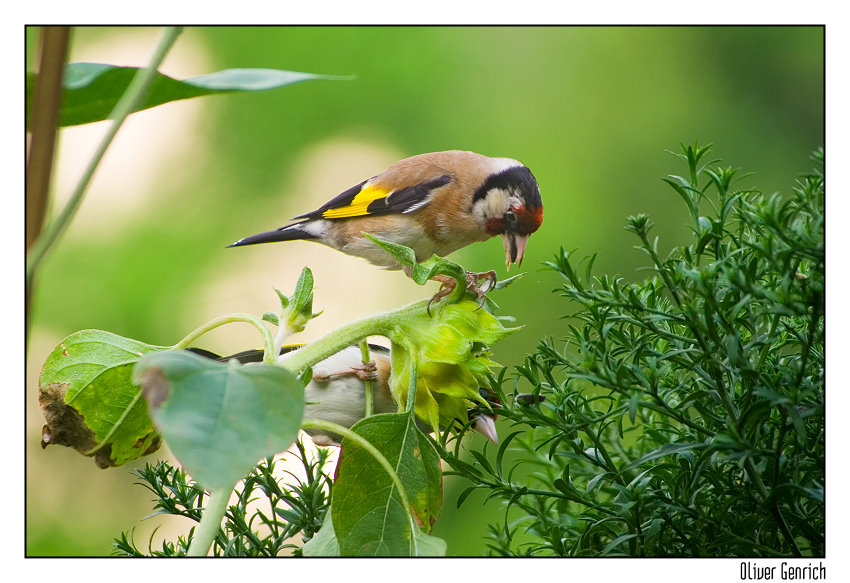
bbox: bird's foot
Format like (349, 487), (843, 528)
(467, 270), (498, 300)
(428, 270), (498, 313)
(428, 275), (459, 309)
(313, 361), (378, 382)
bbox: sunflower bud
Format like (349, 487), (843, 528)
(388, 299), (518, 433)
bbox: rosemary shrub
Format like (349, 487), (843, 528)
(441, 144), (824, 557)
(114, 440), (334, 556)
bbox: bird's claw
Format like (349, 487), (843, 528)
(352, 362), (379, 381)
(468, 270), (497, 305)
(313, 361), (378, 382)
(428, 270), (498, 314)
(427, 280), (454, 315)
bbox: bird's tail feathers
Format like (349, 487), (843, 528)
(227, 221), (319, 248)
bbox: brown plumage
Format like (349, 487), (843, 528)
(229, 150), (543, 272)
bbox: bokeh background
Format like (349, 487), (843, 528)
(26, 26), (824, 556)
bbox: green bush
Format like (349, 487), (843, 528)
(114, 443), (333, 556)
(440, 144), (824, 557)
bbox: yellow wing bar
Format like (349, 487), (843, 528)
(320, 184), (393, 219)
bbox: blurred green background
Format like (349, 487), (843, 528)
(26, 26), (823, 556)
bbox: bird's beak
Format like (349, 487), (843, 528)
(501, 233), (530, 270)
(473, 414), (499, 445)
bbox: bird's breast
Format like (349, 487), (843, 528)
(323, 215), (443, 269)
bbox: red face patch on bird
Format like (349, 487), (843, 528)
(484, 216), (505, 237)
(496, 204), (543, 269)
(514, 204), (544, 235)
(483, 204), (543, 237)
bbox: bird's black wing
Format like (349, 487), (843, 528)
(293, 176), (451, 220)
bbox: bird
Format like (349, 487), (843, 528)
(187, 343), (500, 447)
(228, 150), (543, 302)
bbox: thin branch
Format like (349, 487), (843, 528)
(26, 26), (70, 249)
(26, 27), (182, 294)
(26, 26), (71, 331)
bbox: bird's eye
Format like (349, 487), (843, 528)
(504, 210), (519, 229)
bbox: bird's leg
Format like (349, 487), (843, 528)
(468, 270), (498, 295)
(312, 360), (378, 382)
(428, 270), (499, 312)
(458, 270), (498, 304)
(429, 274), (459, 307)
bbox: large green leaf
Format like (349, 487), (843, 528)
(331, 413), (444, 556)
(134, 350), (304, 490)
(38, 329), (167, 468)
(26, 63), (352, 128)
(303, 508), (445, 557)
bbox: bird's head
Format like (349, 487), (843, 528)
(473, 163), (543, 269)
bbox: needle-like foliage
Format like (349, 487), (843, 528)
(441, 145), (824, 557)
(113, 439), (334, 556)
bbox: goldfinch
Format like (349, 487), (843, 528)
(188, 344), (499, 447)
(228, 150), (543, 297)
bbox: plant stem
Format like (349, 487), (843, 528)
(742, 456), (802, 557)
(273, 323), (296, 359)
(172, 313), (275, 364)
(280, 299), (428, 373)
(187, 485), (233, 556)
(359, 339), (374, 417)
(26, 26), (71, 336)
(406, 357), (418, 414)
(301, 419), (419, 536)
(27, 26), (70, 250)
(26, 26), (182, 290)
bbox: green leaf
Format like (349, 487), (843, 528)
(273, 267), (322, 334)
(262, 312), (280, 326)
(413, 531), (447, 556)
(419, 324), (471, 363)
(363, 233), (466, 301)
(412, 256), (466, 296)
(586, 472), (608, 495)
(602, 533), (639, 556)
(363, 232), (418, 266)
(332, 413), (443, 556)
(625, 442), (708, 471)
(439, 301), (518, 345)
(291, 267), (315, 317)
(26, 63), (353, 129)
(627, 391), (640, 423)
(456, 486), (479, 508)
(38, 329), (167, 468)
(288, 267), (322, 330)
(134, 350), (304, 490)
(492, 272), (526, 291)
